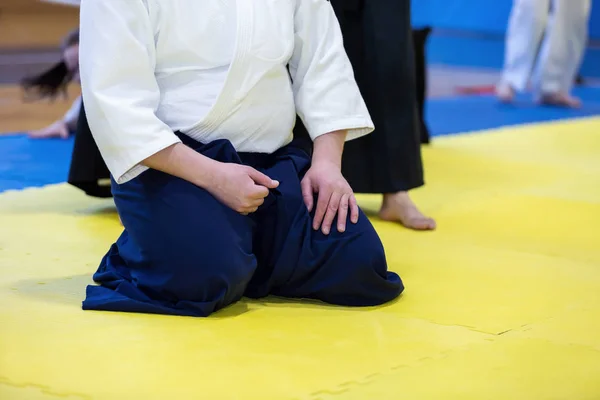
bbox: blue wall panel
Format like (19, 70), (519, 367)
(412, 0), (600, 40)
(413, 0), (600, 77)
(425, 33), (600, 78)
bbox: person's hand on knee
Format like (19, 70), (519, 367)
(301, 160), (359, 235)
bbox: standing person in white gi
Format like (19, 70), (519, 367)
(497, 0), (591, 107)
(79, 0), (404, 317)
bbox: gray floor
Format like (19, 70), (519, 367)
(428, 64), (500, 98)
(428, 63), (600, 98)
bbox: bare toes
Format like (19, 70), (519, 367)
(403, 216), (437, 231)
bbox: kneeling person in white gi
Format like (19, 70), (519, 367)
(79, 0), (404, 316)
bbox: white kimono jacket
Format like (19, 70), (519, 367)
(80, 0), (373, 184)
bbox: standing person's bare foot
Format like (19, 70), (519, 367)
(538, 92), (582, 108)
(379, 191), (436, 230)
(496, 83), (515, 103)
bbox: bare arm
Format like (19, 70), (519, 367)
(311, 130), (347, 169)
(141, 143), (219, 190)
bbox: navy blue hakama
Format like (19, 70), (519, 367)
(82, 135), (404, 317)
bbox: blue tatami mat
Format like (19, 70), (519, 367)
(427, 86), (600, 136)
(0, 134), (74, 193)
(1, 86), (600, 193)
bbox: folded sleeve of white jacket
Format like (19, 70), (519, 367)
(289, 0), (374, 142)
(79, 0), (181, 184)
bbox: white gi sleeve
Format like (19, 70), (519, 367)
(79, 0), (181, 184)
(289, 0), (374, 142)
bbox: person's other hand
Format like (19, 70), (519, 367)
(301, 160), (358, 235)
(28, 120), (70, 139)
(210, 164), (279, 215)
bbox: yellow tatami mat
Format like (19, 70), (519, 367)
(1, 118), (599, 399)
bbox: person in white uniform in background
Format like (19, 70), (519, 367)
(497, 0), (591, 107)
(79, 0), (404, 317)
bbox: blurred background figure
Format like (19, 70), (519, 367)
(497, 0), (592, 107)
(18, 23), (111, 198)
(21, 28), (80, 139)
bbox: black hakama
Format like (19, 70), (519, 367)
(67, 101), (112, 198)
(412, 26), (432, 144)
(328, 0), (427, 194)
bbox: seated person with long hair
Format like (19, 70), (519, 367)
(22, 28), (112, 198)
(22, 28), (81, 139)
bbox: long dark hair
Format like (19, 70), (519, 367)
(21, 28), (80, 100)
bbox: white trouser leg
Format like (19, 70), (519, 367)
(533, 0), (591, 95)
(501, 0), (550, 92)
